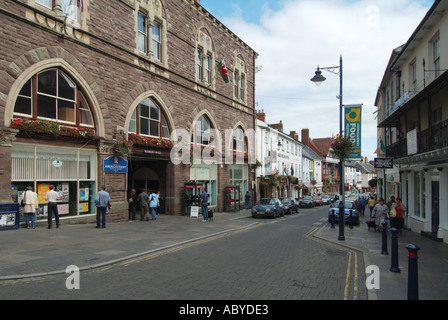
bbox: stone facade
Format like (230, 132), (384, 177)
(0, 0), (257, 221)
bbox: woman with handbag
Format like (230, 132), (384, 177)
(23, 186), (38, 229)
(390, 197), (406, 232)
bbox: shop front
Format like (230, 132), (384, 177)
(11, 143), (97, 222)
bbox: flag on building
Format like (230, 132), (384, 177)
(78, 0), (84, 12)
(217, 60), (229, 83)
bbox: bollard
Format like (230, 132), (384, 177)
(331, 209), (335, 229)
(338, 200), (345, 241)
(407, 244), (420, 300)
(349, 210), (353, 229)
(381, 221), (388, 255)
(390, 228), (400, 273)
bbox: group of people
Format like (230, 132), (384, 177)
(21, 185), (61, 229)
(367, 195), (406, 232)
(127, 188), (160, 222)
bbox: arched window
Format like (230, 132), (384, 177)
(192, 115), (213, 146)
(128, 97), (169, 138)
(13, 68), (94, 127)
(233, 126), (247, 152)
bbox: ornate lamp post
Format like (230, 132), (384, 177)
(311, 55), (345, 240)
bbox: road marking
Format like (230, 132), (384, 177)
(305, 226), (360, 300)
(120, 223), (261, 267)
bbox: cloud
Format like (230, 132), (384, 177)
(218, 0), (430, 161)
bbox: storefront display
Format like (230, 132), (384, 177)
(11, 144), (96, 221)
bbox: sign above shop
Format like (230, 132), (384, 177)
(104, 156), (128, 173)
(374, 157), (394, 169)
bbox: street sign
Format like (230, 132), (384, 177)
(374, 157), (394, 169)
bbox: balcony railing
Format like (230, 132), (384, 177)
(386, 120), (448, 159)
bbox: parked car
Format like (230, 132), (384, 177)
(252, 198), (284, 218)
(313, 196), (323, 206)
(320, 194), (331, 205)
(329, 193), (340, 202)
(328, 200), (360, 225)
(298, 196), (315, 208)
(281, 198), (299, 214)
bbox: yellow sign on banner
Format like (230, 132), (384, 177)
(344, 104), (362, 160)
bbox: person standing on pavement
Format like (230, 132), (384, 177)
(244, 191), (251, 209)
(45, 185), (60, 229)
(372, 198), (389, 231)
(149, 190), (159, 220)
(390, 197), (406, 232)
(200, 187), (209, 222)
(138, 188), (150, 221)
(128, 188), (137, 221)
(23, 186), (38, 229)
(368, 196), (376, 217)
(387, 195), (395, 210)
(95, 186), (111, 228)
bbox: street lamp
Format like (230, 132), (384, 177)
(311, 55), (345, 241)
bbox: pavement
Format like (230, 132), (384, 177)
(0, 209), (447, 300)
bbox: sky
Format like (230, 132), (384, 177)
(201, 0), (434, 162)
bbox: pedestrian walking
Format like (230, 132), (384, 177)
(368, 196), (376, 217)
(149, 190), (159, 220)
(45, 185), (60, 229)
(390, 197), (406, 232)
(357, 196), (366, 217)
(372, 198), (389, 231)
(128, 188), (137, 221)
(138, 188), (150, 221)
(95, 186), (111, 228)
(244, 191), (251, 209)
(200, 188), (209, 222)
(22, 186), (38, 229)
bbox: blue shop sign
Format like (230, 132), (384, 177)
(104, 156), (128, 173)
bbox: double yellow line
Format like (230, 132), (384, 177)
(305, 227), (360, 300)
(121, 223), (261, 267)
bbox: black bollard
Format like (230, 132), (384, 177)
(381, 221), (388, 255)
(338, 200), (345, 241)
(331, 209), (335, 229)
(407, 244), (420, 300)
(349, 210), (353, 229)
(390, 228), (400, 273)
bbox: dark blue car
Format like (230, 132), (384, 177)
(252, 198), (284, 218)
(328, 200), (359, 225)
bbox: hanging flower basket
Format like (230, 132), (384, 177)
(330, 134), (353, 161)
(112, 138), (133, 157)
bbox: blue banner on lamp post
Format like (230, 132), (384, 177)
(344, 104), (362, 160)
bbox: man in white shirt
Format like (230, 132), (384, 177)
(45, 185), (60, 229)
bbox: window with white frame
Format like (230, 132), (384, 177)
(137, 11), (164, 62)
(195, 29), (214, 86)
(432, 35), (440, 78)
(233, 56), (247, 103)
(128, 97), (170, 139)
(36, 0), (52, 9)
(192, 115), (213, 146)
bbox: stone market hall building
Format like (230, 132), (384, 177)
(0, 0), (257, 222)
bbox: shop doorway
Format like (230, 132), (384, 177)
(130, 163), (166, 214)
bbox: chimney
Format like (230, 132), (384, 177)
(289, 131), (299, 140)
(301, 128), (310, 146)
(256, 109), (266, 122)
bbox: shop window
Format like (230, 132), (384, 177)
(128, 97), (170, 139)
(11, 144), (96, 219)
(13, 68), (94, 128)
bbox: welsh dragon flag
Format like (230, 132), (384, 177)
(217, 60), (229, 83)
